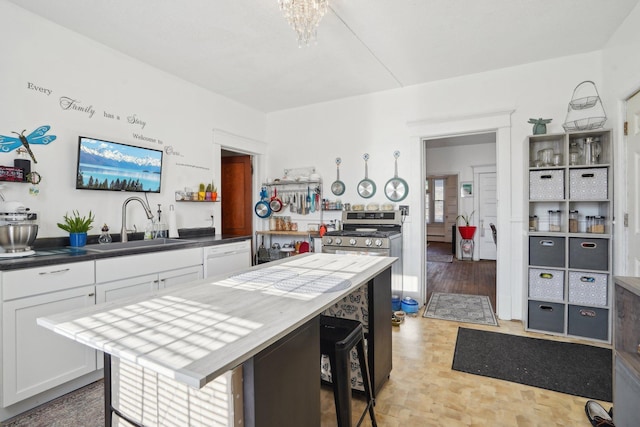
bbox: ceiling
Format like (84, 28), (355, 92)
(9, 0), (640, 113)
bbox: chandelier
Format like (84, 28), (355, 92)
(278, 0), (329, 46)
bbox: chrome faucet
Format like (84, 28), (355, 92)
(120, 197), (154, 242)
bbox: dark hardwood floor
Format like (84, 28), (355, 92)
(426, 241), (497, 310)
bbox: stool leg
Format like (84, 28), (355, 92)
(356, 341), (377, 427)
(329, 350), (353, 427)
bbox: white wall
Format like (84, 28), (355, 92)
(266, 52), (607, 320)
(602, 0), (640, 275)
(426, 142), (497, 219)
(0, 2), (266, 237)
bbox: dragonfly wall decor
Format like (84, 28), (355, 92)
(0, 125), (57, 163)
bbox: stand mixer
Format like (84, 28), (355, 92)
(0, 199), (38, 257)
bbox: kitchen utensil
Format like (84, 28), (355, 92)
(306, 186), (311, 214)
(290, 193), (296, 213)
(0, 223), (38, 252)
(269, 187), (283, 212)
(257, 235), (269, 263)
(254, 187), (271, 218)
(331, 157), (345, 196)
(357, 153), (376, 198)
(0, 199), (39, 253)
(384, 150), (409, 202)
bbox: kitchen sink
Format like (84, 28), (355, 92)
(83, 238), (191, 252)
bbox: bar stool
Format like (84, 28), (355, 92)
(320, 315), (377, 427)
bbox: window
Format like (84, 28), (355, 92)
(425, 177), (445, 224)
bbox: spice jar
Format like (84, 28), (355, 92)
(569, 210), (579, 233)
(548, 210), (562, 232)
(529, 215), (538, 231)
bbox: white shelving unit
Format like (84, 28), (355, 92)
(525, 129), (613, 343)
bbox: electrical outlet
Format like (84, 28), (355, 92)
(400, 205), (409, 216)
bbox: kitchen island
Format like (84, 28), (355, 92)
(37, 253), (395, 427)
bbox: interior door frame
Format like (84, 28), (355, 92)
(410, 109), (515, 320)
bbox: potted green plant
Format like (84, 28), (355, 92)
(198, 183), (206, 201)
(205, 183), (213, 200)
(57, 210), (95, 247)
(456, 211), (476, 239)
(211, 181), (218, 202)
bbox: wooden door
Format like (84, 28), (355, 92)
(221, 155), (253, 236)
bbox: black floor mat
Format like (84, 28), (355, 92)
(452, 327), (612, 402)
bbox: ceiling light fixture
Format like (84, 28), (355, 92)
(278, 0), (329, 47)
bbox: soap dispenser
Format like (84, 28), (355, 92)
(98, 224), (112, 244)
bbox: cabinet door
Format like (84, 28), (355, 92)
(159, 265), (202, 289)
(2, 285), (96, 406)
(95, 274), (158, 304)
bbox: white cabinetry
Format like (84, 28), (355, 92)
(95, 247), (203, 301)
(94, 248), (203, 369)
(1, 262), (96, 406)
(526, 129), (613, 343)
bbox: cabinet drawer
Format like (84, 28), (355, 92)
(528, 300), (565, 333)
(528, 268), (564, 301)
(568, 271), (608, 306)
(529, 236), (565, 268)
(96, 248), (202, 283)
(529, 170), (564, 200)
(569, 168), (608, 200)
(2, 261), (95, 301)
(568, 305), (608, 341)
(569, 237), (608, 271)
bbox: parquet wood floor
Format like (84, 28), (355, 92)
(320, 315), (612, 426)
(320, 241), (611, 426)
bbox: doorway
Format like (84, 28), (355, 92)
(424, 133), (497, 309)
(221, 150), (253, 236)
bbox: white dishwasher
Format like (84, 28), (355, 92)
(203, 240), (252, 278)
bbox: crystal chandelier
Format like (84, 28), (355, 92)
(278, 0), (329, 46)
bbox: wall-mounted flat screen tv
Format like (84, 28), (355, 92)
(76, 136), (163, 193)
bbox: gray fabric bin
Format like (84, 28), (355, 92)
(529, 236), (565, 268)
(568, 271), (608, 306)
(567, 304), (608, 341)
(569, 237), (608, 271)
(528, 268), (564, 301)
(529, 170), (564, 200)
(528, 300), (565, 333)
(569, 168), (608, 200)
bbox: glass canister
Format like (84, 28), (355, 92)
(569, 140), (583, 165)
(586, 216), (594, 233)
(584, 137), (602, 165)
(592, 215), (605, 234)
(569, 210), (579, 233)
(548, 210), (562, 232)
(529, 215), (538, 231)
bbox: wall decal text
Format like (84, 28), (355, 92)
(59, 96), (96, 118)
(27, 82), (53, 96)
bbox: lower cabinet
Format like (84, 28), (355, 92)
(1, 248), (204, 411)
(2, 285), (97, 406)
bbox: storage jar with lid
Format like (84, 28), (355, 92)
(592, 215), (605, 234)
(549, 210), (562, 232)
(569, 210), (579, 233)
(569, 140), (583, 165)
(529, 215), (538, 231)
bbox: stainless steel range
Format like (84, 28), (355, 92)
(322, 210), (403, 292)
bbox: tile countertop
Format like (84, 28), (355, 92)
(0, 228), (251, 271)
(37, 253), (396, 388)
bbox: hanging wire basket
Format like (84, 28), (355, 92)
(562, 81), (607, 132)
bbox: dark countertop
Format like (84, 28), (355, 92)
(0, 228), (252, 271)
